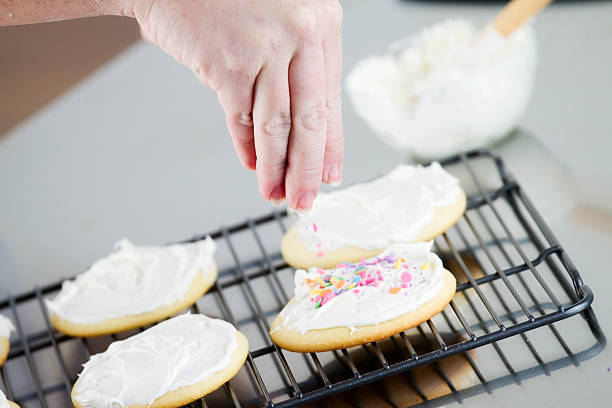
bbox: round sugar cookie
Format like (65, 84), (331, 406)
(0, 314), (15, 366)
(281, 163), (467, 269)
(72, 314), (249, 408)
(8, 402), (20, 408)
(50, 264), (217, 337)
(0, 337), (8, 367)
(270, 243), (457, 352)
(282, 191), (466, 269)
(47, 238), (218, 337)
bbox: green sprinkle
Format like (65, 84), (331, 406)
(314, 298), (322, 309)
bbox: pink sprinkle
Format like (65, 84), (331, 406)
(401, 283), (408, 289)
(354, 289), (360, 294)
(365, 278), (375, 285)
(376, 271), (383, 281)
(317, 268), (325, 274)
(312, 222), (318, 232)
(360, 257), (366, 263)
(402, 264), (409, 269)
(317, 251), (325, 258)
(360, 271), (366, 279)
(401, 272), (412, 283)
(317, 242), (322, 248)
(321, 292), (334, 305)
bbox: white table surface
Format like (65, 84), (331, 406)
(1, 0), (611, 406)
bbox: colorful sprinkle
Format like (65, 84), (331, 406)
(305, 250), (429, 309)
(312, 222), (318, 232)
(316, 251), (325, 258)
(401, 272), (412, 283)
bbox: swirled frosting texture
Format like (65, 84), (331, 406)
(277, 242), (445, 333)
(46, 237), (216, 324)
(73, 314), (237, 407)
(296, 162), (460, 251)
(0, 314), (15, 338)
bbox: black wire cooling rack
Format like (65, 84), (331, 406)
(0, 150), (606, 408)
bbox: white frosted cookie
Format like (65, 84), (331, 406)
(281, 162), (466, 269)
(0, 314), (15, 366)
(1, 388), (20, 408)
(270, 242), (456, 352)
(72, 313), (249, 408)
(46, 237), (217, 337)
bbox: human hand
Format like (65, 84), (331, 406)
(133, 0), (344, 211)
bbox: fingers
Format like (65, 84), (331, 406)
(217, 78), (257, 170)
(321, 4), (344, 186)
(286, 33), (328, 212)
(252, 62), (292, 204)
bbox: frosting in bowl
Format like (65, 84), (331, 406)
(294, 162), (460, 251)
(347, 18), (537, 159)
(46, 237), (215, 324)
(0, 314), (15, 338)
(276, 242), (446, 333)
(73, 313), (237, 407)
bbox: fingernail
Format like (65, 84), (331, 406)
(296, 191), (315, 212)
(270, 198), (286, 207)
(269, 185), (285, 205)
(326, 163), (342, 186)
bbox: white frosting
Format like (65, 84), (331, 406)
(0, 313), (15, 339)
(46, 237), (216, 324)
(0, 389), (8, 408)
(74, 313), (237, 407)
(347, 18), (537, 159)
(277, 242), (445, 333)
(295, 162), (460, 251)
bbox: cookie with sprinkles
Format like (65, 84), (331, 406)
(270, 242), (456, 352)
(281, 162), (466, 269)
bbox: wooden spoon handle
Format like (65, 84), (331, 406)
(493, 0), (554, 36)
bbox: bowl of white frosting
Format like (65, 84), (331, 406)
(347, 18), (537, 159)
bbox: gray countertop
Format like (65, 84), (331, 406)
(1, 0), (611, 406)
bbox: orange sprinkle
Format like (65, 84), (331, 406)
(389, 287), (401, 295)
(335, 280), (345, 290)
(320, 289), (332, 296)
(305, 278), (316, 285)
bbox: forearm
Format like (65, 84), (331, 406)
(0, 0), (134, 26)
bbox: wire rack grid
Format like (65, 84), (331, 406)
(0, 150), (606, 408)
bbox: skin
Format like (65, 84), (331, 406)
(0, 0), (344, 211)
